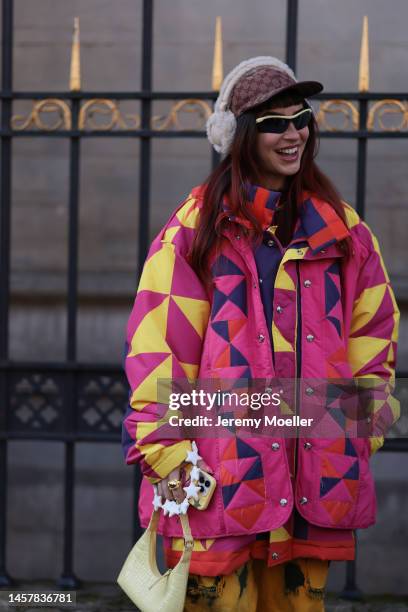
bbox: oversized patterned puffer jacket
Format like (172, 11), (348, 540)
(122, 184), (400, 539)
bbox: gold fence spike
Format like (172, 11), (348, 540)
(70, 17), (81, 91)
(358, 15), (370, 92)
(212, 16), (223, 91)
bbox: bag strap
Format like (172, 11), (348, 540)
(179, 513), (194, 550)
(148, 509), (193, 552)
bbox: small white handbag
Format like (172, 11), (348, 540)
(117, 509), (193, 612)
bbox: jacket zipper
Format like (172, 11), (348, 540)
(294, 261), (302, 477)
(227, 227), (302, 476)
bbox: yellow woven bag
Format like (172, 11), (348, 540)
(117, 509), (193, 612)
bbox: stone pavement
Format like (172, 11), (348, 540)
(0, 583), (407, 611)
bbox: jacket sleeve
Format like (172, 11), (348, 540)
(121, 199), (211, 483)
(347, 222), (400, 454)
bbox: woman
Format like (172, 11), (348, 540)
(122, 57), (399, 611)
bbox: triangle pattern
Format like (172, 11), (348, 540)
(226, 482), (266, 510)
(214, 345), (231, 368)
(176, 361), (198, 380)
(324, 452), (358, 473)
(343, 460), (359, 480)
(327, 262), (340, 275)
(222, 483), (241, 508)
(163, 226), (180, 243)
(229, 279), (247, 315)
(226, 503), (265, 530)
(325, 273), (340, 314)
(213, 298), (250, 323)
(327, 315), (342, 338)
(167, 298), (203, 363)
(321, 456), (341, 478)
(230, 345), (249, 366)
(176, 199), (200, 228)
(272, 322), (293, 352)
(212, 368), (252, 388)
(229, 366), (252, 383)
(244, 477), (266, 499)
(127, 291), (168, 337)
(320, 477), (341, 498)
(220, 457), (258, 484)
(237, 366), (252, 381)
(126, 352), (171, 392)
(237, 438), (260, 459)
(328, 407), (346, 430)
(170, 256), (205, 298)
(216, 274), (246, 295)
(324, 439), (345, 454)
(171, 296), (210, 338)
(360, 343), (392, 374)
(322, 500), (353, 525)
(138, 246), (175, 294)
(212, 321), (230, 342)
(320, 479), (354, 503)
(350, 284), (387, 335)
(129, 354), (173, 409)
(228, 319), (247, 341)
(212, 255), (244, 277)
(350, 286), (394, 339)
(343, 479), (359, 499)
(275, 267), (296, 291)
(212, 288), (229, 318)
(327, 345), (348, 367)
(270, 526), (292, 543)
(345, 439), (357, 457)
(243, 456), (263, 481)
(128, 297), (170, 356)
(221, 438), (237, 461)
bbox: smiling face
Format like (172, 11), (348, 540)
(254, 102), (310, 191)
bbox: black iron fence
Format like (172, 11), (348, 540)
(0, 0), (407, 598)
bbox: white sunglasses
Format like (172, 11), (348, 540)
(255, 107), (312, 133)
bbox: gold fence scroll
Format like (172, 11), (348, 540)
(11, 98), (408, 133)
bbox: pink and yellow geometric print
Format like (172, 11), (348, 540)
(123, 195), (210, 483)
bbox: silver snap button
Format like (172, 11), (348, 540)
(272, 442), (280, 451)
(305, 387), (314, 395)
(258, 333), (265, 343)
(259, 278), (263, 284)
(306, 334), (314, 342)
(299, 496), (308, 505)
(267, 240), (275, 247)
(279, 498), (288, 506)
(303, 279), (312, 288)
(320, 249), (326, 254)
(304, 442), (312, 450)
(276, 305), (283, 314)
(235, 235), (240, 240)
(271, 552), (279, 560)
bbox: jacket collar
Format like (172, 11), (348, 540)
(222, 183), (350, 254)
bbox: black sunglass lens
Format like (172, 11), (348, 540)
(293, 111), (312, 130)
(257, 118), (288, 133)
(257, 110), (312, 134)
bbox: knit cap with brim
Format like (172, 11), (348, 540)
(206, 56), (323, 157)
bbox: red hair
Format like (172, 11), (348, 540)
(190, 92), (352, 283)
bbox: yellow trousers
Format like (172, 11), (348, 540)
(184, 558), (329, 612)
